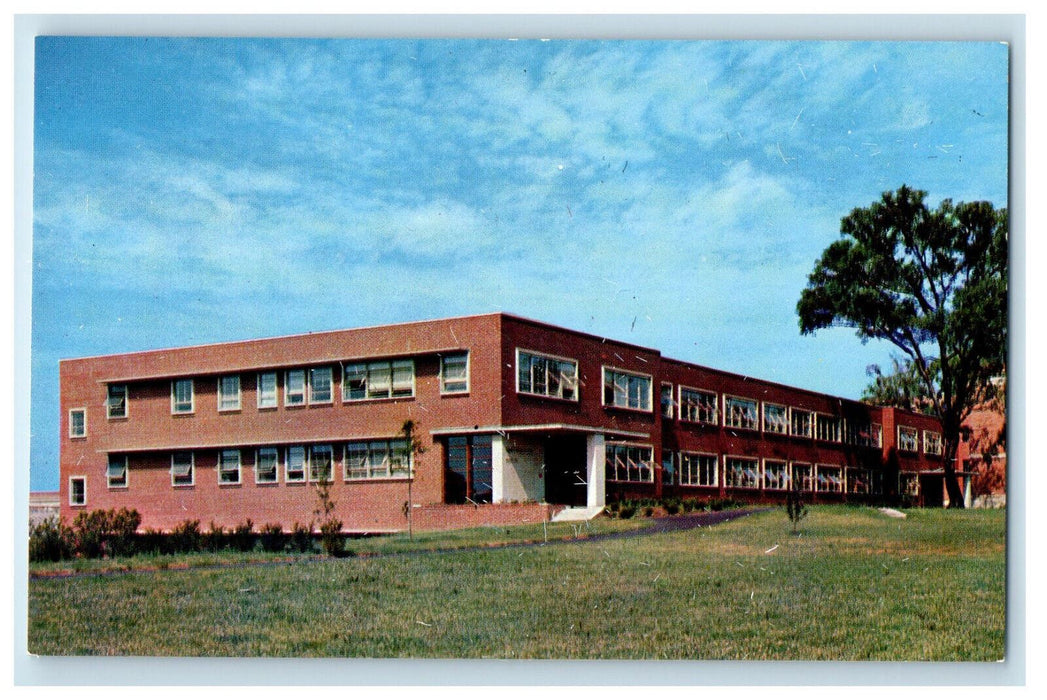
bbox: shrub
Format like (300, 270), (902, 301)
(71, 508), (141, 558)
(170, 520), (202, 553)
(29, 517), (75, 562)
(203, 521), (227, 552)
(618, 504), (637, 519)
(138, 528), (173, 556)
(319, 518), (345, 557)
(231, 520), (257, 552)
(643, 506), (654, 517)
(291, 522), (313, 553)
(663, 499), (681, 516)
(108, 508), (142, 557)
(786, 489), (808, 534)
(259, 523), (287, 553)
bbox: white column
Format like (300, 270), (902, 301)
(586, 434), (606, 508)
(491, 434), (505, 503)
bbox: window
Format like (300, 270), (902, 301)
(603, 368), (652, 411)
(792, 463), (813, 491)
(661, 384), (674, 418)
(344, 360), (416, 401)
(345, 439), (412, 480)
(763, 403), (789, 435)
(255, 447), (279, 484)
(604, 443), (654, 483)
(898, 426), (919, 453)
(870, 471), (884, 495)
(107, 455), (128, 488)
(679, 387), (718, 424)
(441, 353), (470, 394)
(815, 465), (844, 493)
(763, 460), (790, 490)
(899, 472), (920, 497)
(445, 435), (493, 503)
(662, 450), (676, 485)
(815, 414), (842, 442)
(171, 452), (194, 487)
(923, 430), (943, 456)
(679, 452), (718, 487)
(218, 449), (241, 484)
(69, 408), (87, 438)
(69, 477), (86, 506)
(791, 408), (812, 438)
(106, 384), (127, 419)
(171, 379), (194, 414)
(257, 372), (278, 409)
(308, 445), (334, 482)
(517, 350), (579, 401)
(846, 420), (882, 447)
(847, 468), (871, 494)
(309, 367), (333, 404)
(724, 396), (759, 430)
(285, 446), (306, 482)
(285, 370), (306, 407)
(218, 375), (241, 411)
(725, 456), (761, 489)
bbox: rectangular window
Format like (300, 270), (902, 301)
(285, 370), (306, 407)
(679, 452), (718, 487)
(762, 460), (790, 490)
(725, 456), (761, 489)
(441, 353), (470, 394)
(847, 468), (871, 494)
(679, 387), (718, 424)
(923, 430), (943, 456)
(724, 396), (759, 430)
(792, 463), (813, 492)
(69, 477), (86, 506)
(107, 455), (128, 488)
(309, 367), (333, 404)
(517, 350), (579, 401)
(106, 384), (127, 419)
(218, 449), (241, 484)
(285, 446), (306, 482)
(308, 445), (334, 482)
(171, 452), (194, 487)
(763, 403), (790, 435)
(444, 435), (493, 503)
(171, 379), (194, 414)
(898, 426), (919, 453)
(257, 372), (278, 409)
(69, 408), (87, 438)
(343, 360), (416, 401)
(255, 447), (279, 484)
(846, 420), (882, 447)
(815, 414), (842, 442)
(816, 465), (844, 493)
(218, 375), (241, 411)
(662, 450), (675, 485)
(342, 439), (414, 481)
(791, 408), (812, 438)
(604, 443), (654, 483)
(899, 472), (920, 497)
(603, 368), (652, 412)
(661, 384), (674, 419)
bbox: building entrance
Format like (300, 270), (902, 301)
(543, 435), (589, 506)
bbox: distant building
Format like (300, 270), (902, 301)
(59, 313), (949, 533)
(29, 491), (60, 527)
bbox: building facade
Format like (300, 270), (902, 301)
(58, 313), (952, 533)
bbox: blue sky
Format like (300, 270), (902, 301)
(30, 38), (1009, 491)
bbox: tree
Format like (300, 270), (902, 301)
(399, 419), (427, 538)
(862, 355), (936, 415)
(797, 185), (1007, 508)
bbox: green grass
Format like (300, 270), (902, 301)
(27, 506), (1005, 660)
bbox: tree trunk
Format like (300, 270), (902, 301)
(943, 437), (966, 508)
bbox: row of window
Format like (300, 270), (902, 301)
(88, 439), (415, 497)
(89, 354), (468, 428)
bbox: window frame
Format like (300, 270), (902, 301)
(604, 442), (655, 483)
(898, 426), (919, 453)
(171, 379), (195, 415)
(308, 367), (334, 405)
(923, 430), (943, 456)
(106, 384), (128, 420)
(308, 444), (335, 483)
(791, 408), (813, 438)
(285, 445), (306, 483)
(679, 386), (718, 425)
(763, 403), (790, 435)
(218, 449), (242, 485)
(660, 383), (675, 419)
(815, 413), (843, 443)
(440, 352), (470, 395)
(792, 462), (814, 492)
(602, 366), (653, 412)
(678, 451), (719, 487)
(257, 372), (278, 409)
(815, 464), (844, 493)
(171, 452), (195, 487)
(343, 359), (417, 402)
(724, 455), (761, 489)
(343, 439), (413, 481)
(724, 395), (759, 431)
(254, 447), (280, 485)
(69, 408), (87, 438)
(516, 348), (580, 402)
(107, 454), (128, 489)
(217, 375), (241, 412)
(762, 459), (791, 491)
(69, 476), (87, 506)
(284, 370), (307, 407)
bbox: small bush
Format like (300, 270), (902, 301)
(138, 528), (173, 556)
(291, 522), (313, 553)
(259, 523), (287, 553)
(170, 520), (203, 553)
(618, 504), (637, 519)
(203, 521), (227, 552)
(231, 520), (257, 552)
(664, 499), (681, 516)
(29, 517), (75, 562)
(319, 519), (345, 557)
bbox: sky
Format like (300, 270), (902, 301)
(29, 37), (1010, 491)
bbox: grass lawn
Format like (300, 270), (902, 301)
(27, 506), (1006, 660)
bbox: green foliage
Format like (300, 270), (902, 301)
(313, 480), (344, 556)
(203, 521), (227, 552)
(863, 355), (937, 414)
(290, 522), (313, 553)
(231, 520), (256, 553)
(170, 520), (203, 554)
(259, 523), (288, 553)
(798, 186), (1007, 508)
(71, 508), (141, 558)
(29, 517), (75, 562)
(785, 489), (808, 534)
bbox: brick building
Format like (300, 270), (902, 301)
(59, 313), (951, 533)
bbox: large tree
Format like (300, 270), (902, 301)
(797, 185), (1007, 508)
